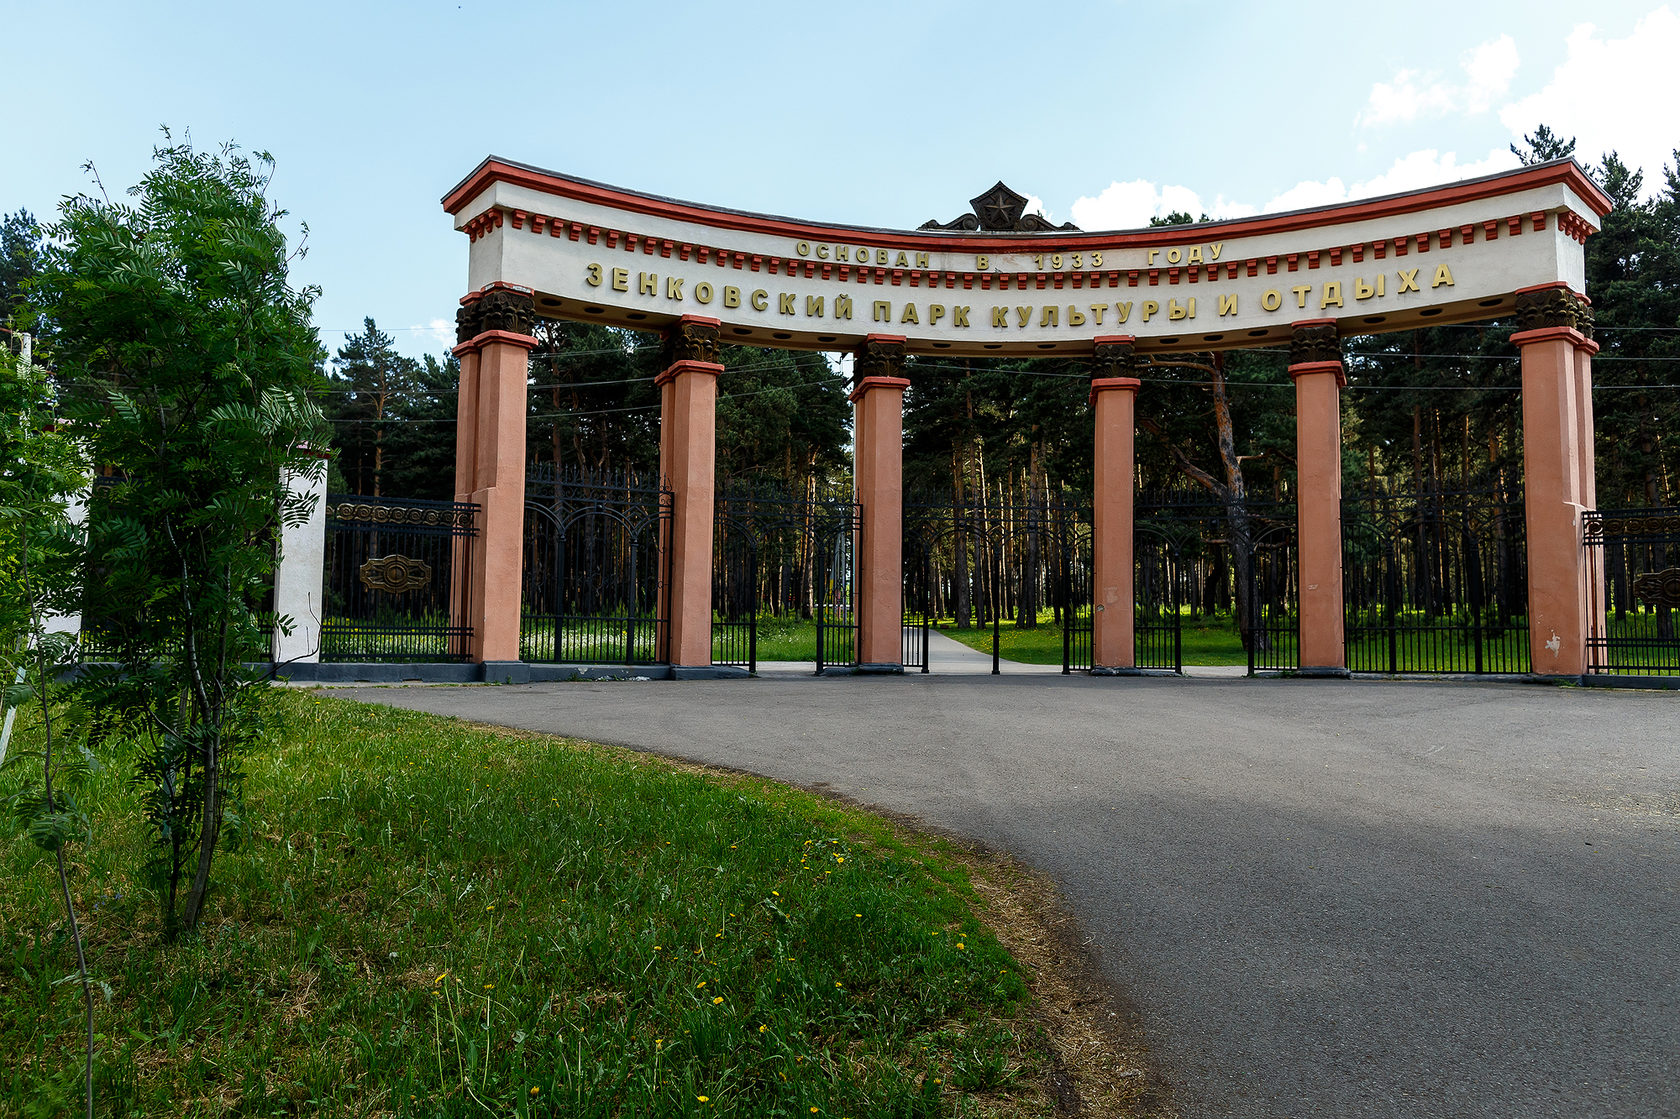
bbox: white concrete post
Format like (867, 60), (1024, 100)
(272, 457), (329, 664)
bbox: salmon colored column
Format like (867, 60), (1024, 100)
(449, 292), (483, 653)
(1571, 303), (1607, 657)
(454, 285), (538, 666)
(656, 317), (723, 668)
(1513, 283), (1595, 677)
(1288, 320), (1348, 675)
(851, 336), (909, 672)
(1089, 337), (1139, 671)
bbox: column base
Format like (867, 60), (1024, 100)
(1089, 666), (1175, 677)
(481, 660), (531, 684)
(1295, 665), (1352, 679)
(854, 662), (905, 674)
(672, 665), (751, 680)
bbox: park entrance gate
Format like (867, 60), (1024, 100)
(443, 157), (1616, 680)
(900, 502), (1092, 674)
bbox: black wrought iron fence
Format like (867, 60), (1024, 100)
(522, 466), (670, 666)
(320, 494), (476, 662)
(1585, 508), (1680, 676)
(1343, 488), (1529, 674)
(712, 485), (858, 673)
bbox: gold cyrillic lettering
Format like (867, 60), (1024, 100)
(836, 246), (849, 262)
(695, 281), (714, 304)
(1218, 293), (1238, 317)
(1089, 304), (1106, 324)
(1147, 249), (1160, 265)
(1068, 306), (1086, 326)
(1262, 289), (1283, 311)
(876, 249), (889, 265)
(992, 306), (1009, 327)
(1115, 301), (1133, 323)
(1355, 277), (1376, 300)
(1291, 284), (1311, 308)
(1319, 281), (1343, 310)
(900, 303), (919, 324)
(1396, 268), (1421, 294)
(835, 294), (854, 320)
(1208, 243), (1223, 260)
(952, 306), (970, 327)
(873, 300), (892, 322)
(586, 262), (603, 287)
(778, 292), (795, 315)
(928, 304), (946, 325)
(976, 254), (990, 270)
(895, 251), (909, 267)
(1141, 300), (1160, 322)
(724, 286), (741, 309)
(805, 295), (824, 317)
(666, 277), (684, 300)
(816, 244), (829, 259)
(751, 289), (769, 311)
(1168, 298), (1194, 321)
(612, 267), (629, 292)
(1040, 306), (1059, 327)
(1017, 306), (1032, 327)
(796, 241), (811, 257)
(1187, 246), (1203, 265)
(1166, 248), (1182, 265)
(916, 253), (930, 268)
(639, 272), (657, 296)
(1432, 264), (1454, 289)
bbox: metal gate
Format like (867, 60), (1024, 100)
(1135, 491), (1297, 674)
(1343, 488), (1530, 674)
(1585, 508), (1680, 676)
(902, 502), (1088, 674)
(521, 466), (671, 665)
(712, 487), (859, 673)
(319, 494), (476, 662)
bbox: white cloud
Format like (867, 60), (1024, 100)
(1500, 7), (1680, 186)
(1068, 147), (1521, 232)
(1022, 193), (1050, 221)
(1069, 180), (1255, 230)
(417, 319), (455, 351)
(1264, 148), (1521, 212)
(1356, 34), (1518, 126)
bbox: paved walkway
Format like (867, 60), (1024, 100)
(324, 673), (1680, 1119)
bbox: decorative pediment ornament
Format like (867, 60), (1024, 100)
(1091, 338), (1138, 379)
(920, 181), (1079, 233)
(1289, 323), (1342, 366)
(1632, 567), (1680, 608)
(1514, 285), (1585, 333)
(476, 287), (536, 335)
(853, 337), (906, 381)
(665, 319), (721, 366)
(359, 554), (433, 594)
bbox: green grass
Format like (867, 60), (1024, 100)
(935, 613), (1251, 667)
(2, 692), (1060, 1118)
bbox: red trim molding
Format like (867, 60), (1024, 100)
(453, 329), (538, 357)
(1510, 326), (1588, 349)
(1288, 359), (1348, 387)
(848, 375), (911, 403)
(654, 360), (723, 387)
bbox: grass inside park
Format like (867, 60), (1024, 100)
(2, 692), (1074, 1118)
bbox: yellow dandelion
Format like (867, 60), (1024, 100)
(835, 856), (844, 864)
(698, 1095), (709, 1103)
(759, 1024), (768, 1033)
(530, 1086), (540, 1096)
(483, 983), (494, 989)
(485, 904), (494, 911)
(956, 943), (966, 950)
(834, 982), (843, 988)
(656, 1038), (664, 1047)
(713, 996), (724, 1004)
(696, 980), (707, 989)
(811, 1109), (820, 1114)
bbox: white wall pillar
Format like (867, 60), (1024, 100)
(40, 483), (88, 638)
(273, 457), (329, 664)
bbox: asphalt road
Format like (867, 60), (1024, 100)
(324, 663), (1679, 1119)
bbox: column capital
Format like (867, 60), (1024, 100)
(854, 334), (907, 381)
(1288, 320), (1342, 365)
(1510, 325), (1589, 351)
(849, 375), (910, 403)
(1091, 335), (1138, 380)
(454, 283), (537, 354)
(1514, 282), (1591, 335)
(664, 315), (721, 366)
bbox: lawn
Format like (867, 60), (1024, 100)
(2, 692), (1135, 1117)
(936, 613), (1251, 667)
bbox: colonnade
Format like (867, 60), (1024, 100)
(450, 280), (1601, 679)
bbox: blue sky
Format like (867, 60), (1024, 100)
(5, 1), (1677, 361)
